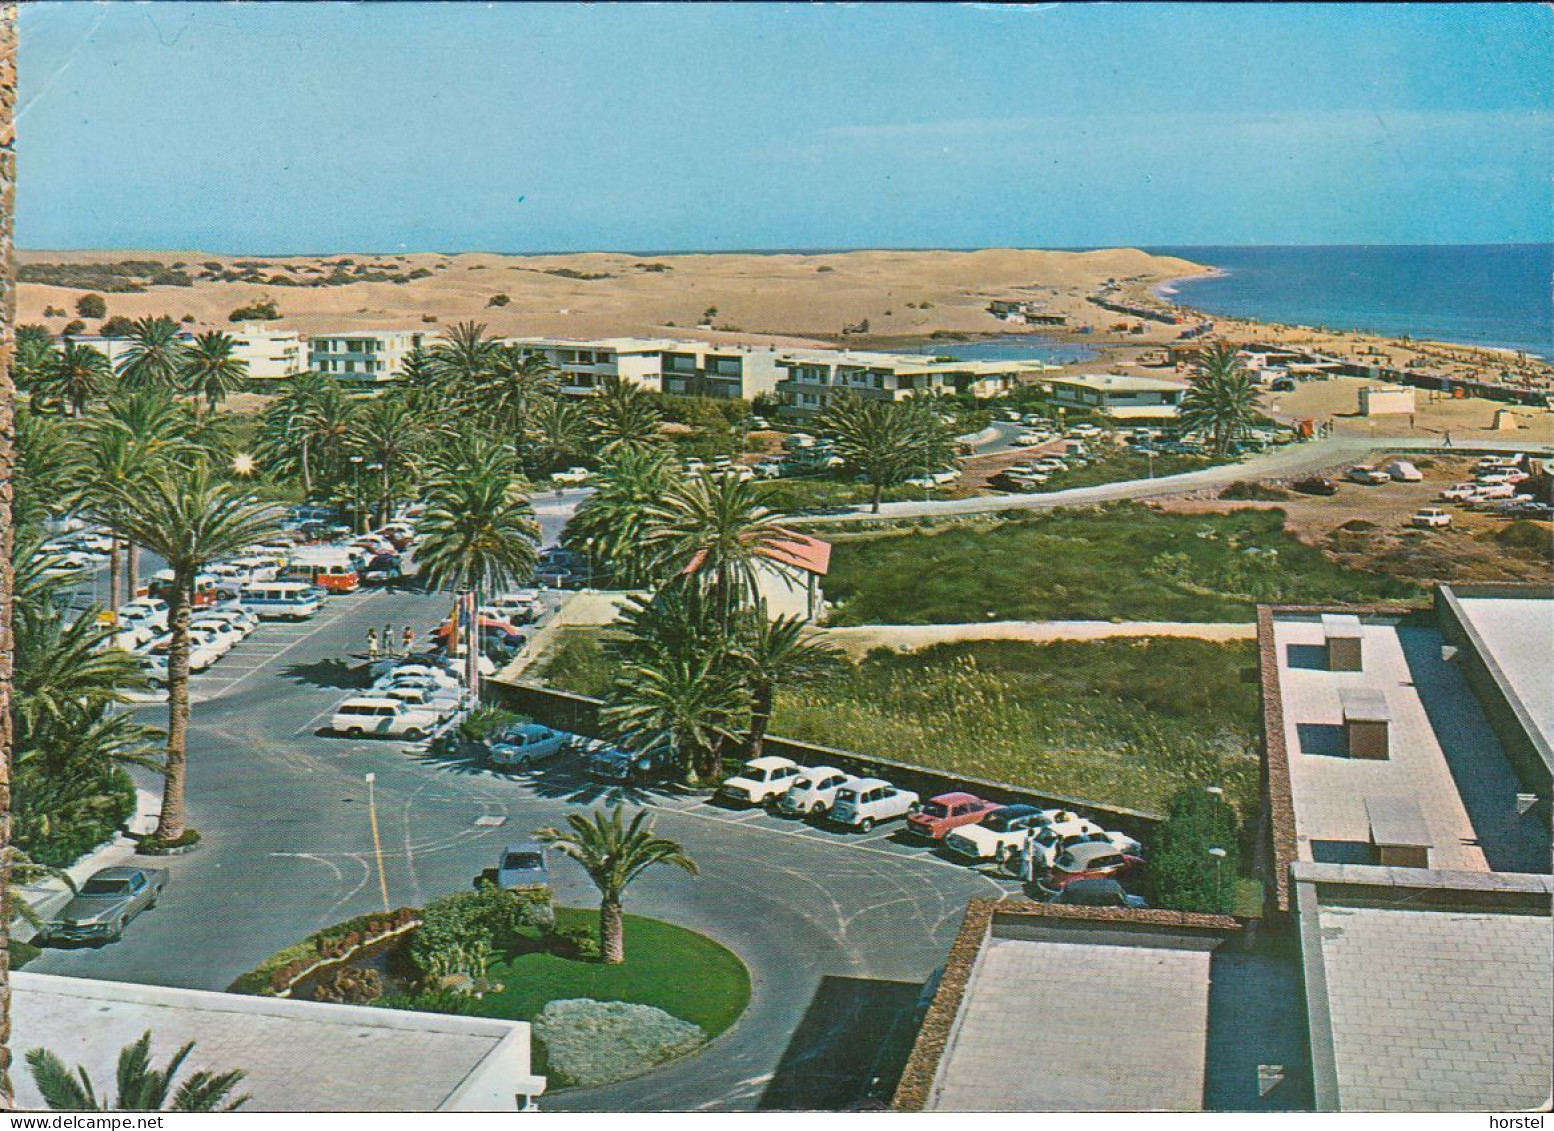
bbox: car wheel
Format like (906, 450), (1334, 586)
(346, 727), (364, 739)
(859, 817), (875, 833)
(811, 801), (827, 817)
(518, 756), (532, 771)
(109, 919), (125, 942)
(404, 727), (425, 742)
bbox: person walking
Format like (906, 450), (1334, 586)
(366, 628), (380, 661)
(383, 622), (395, 656)
(1443, 430), (1454, 448)
(402, 625), (415, 656)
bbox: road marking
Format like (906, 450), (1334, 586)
(205, 589), (386, 704)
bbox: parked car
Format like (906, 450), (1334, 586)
(1412, 507), (1453, 529)
(330, 697), (440, 740)
(829, 778), (919, 832)
(716, 756), (805, 807)
(380, 684), (460, 720)
(1383, 460), (1423, 482)
(1035, 843), (1144, 896)
(487, 723), (569, 769)
(943, 803), (1053, 863)
(485, 590), (541, 623)
(373, 661), (460, 689)
(1439, 482), (1480, 502)
(120, 598), (170, 633)
(190, 617), (244, 653)
(1346, 466), (1391, 486)
(552, 467), (593, 486)
(906, 793), (1002, 841)
(775, 766), (854, 818)
(39, 866), (167, 944)
(586, 742), (675, 784)
(1053, 877), (1148, 908)
(1471, 482), (1518, 502)
(496, 842), (549, 890)
(1293, 477), (1338, 496)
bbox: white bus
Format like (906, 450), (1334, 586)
(240, 581), (323, 621)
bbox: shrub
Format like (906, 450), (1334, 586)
(550, 923), (600, 961)
(458, 706), (522, 743)
(410, 884), (538, 976)
(376, 990), (482, 1016)
(487, 293), (511, 307)
(229, 299), (280, 322)
(75, 293), (107, 319)
(1494, 521), (1550, 552)
(98, 315), (138, 337)
(1147, 787), (1241, 914)
(1220, 480), (1289, 501)
(408, 267), (433, 280)
(533, 999), (705, 1089)
(313, 966), (383, 1004)
(514, 886), (557, 935)
(228, 907), (420, 995)
(134, 828), (202, 857)
(62, 320), (86, 337)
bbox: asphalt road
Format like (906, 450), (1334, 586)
(33, 566), (1015, 1111)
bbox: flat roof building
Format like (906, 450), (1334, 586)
(503, 336), (785, 400)
(231, 323), (305, 381)
(775, 350), (1041, 418)
(1040, 372), (1190, 419)
(310, 330), (434, 382)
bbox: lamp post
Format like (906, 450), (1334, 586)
(1208, 846), (1227, 911)
(365, 772), (391, 913)
(366, 461), (384, 528)
(348, 454), (364, 533)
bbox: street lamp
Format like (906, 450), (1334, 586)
(1208, 846), (1227, 910)
(365, 772), (391, 913)
(348, 455), (365, 533)
(366, 462), (384, 529)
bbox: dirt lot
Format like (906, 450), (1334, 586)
(1158, 453), (1553, 585)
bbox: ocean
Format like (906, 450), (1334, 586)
(892, 335), (1098, 364)
(1148, 244), (1553, 361)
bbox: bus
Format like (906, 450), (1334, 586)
(282, 546), (362, 593)
(240, 581), (324, 621)
(146, 570), (222, 608)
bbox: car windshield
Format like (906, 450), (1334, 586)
(793, 777), (813, 790)
(836, 789), (857, 803)
(503, 853), (542, 870)
(920, 802), (949, 818)
(81, 878), (131, 896)
(985, 811), (1019, 831)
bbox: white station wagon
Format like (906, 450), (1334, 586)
(716, 757), (804, 807)
(330, 697), (439, 740)
(829, 778), (920, 832)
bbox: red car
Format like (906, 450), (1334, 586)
(906, 792), (1002, 840)
(1035, 842), (1143, 897)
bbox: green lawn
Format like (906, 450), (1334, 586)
(1017, 448), (1232, 493)
(425, 908), (751, 1039)
(825, 502), (1419, 625)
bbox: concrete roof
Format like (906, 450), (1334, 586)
(12, 973), (544, 1112)
(922, 920), (1221, 1111)
(1045, 373), (1190, 394)
(1448, 593), (1554, 757)
(1269, 616), (1550, 872)
(776, 349), (1046, 374)
(1294, 870), (1554, 1112)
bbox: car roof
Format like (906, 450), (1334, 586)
(338, 697), (403, 708)
(999, 803), (1043, 818)
(928, 791), (983, 805)
(508, 723), (556, 737)
(744, 756), (797, 770)
(503, 841), (546, 855)
(845, 777), (891, 790)
(88, 866), (145, 881)
(800, 765), (845, 778)
(1063, 841), (1123, 865)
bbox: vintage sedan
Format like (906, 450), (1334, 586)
(40, 866), (167, 944)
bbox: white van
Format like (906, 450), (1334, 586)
(1385, 460), (1423, 482)
(330, 697), (439, 740)
(241, 582), (323, 621)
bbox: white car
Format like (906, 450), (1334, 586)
(380, 684), (459, 720)
(198, 608), (257, 638)
(715, 756), (805, 807)
(142, 637), (223, 680)
(1346, 466), (1391, 485)
(190, 618), (244, 653)
(1412, 508), (1452, 529)
(487, 723), (569, 769)
(330, 697), (440, 740)
(485, 591), (540, 622)
(1439, 483), (1479, 502)
(1068, 423), (1103, 438)
(552, 467), (593, 486)
(776, 766), (854, 818)
(946, 806), (1103, 864)
(373, 662), (460, 689)
(1472, 482), (1517, 501)
(1016, 430), (1049, 445)
(1384, 461), (1423, 482)
(122, 599), (170, 631)
(829, 778), (920, 832)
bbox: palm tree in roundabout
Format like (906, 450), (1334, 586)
(535, 807), (697, 965)
(94, 461), (283, 847)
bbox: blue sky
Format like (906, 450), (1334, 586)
(16, 3), (1552, 252)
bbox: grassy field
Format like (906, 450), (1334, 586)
(824, 502), (1419, 625)
(756, 475), (930, 513)
(536, 632), (1262, 818)
(1019, 447), (1231, 493)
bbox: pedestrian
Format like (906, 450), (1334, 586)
(366, 628), (380, 661)
(402, 625), (415, 656)
(383, 623), (394, 656)
(1444, 430), (1453, 448)
(1409, 413), (1416, 430)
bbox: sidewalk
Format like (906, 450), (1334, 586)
(820, 619), (1257, 657)
(493, 590), (637, 683)
(13, 787), (162, 942)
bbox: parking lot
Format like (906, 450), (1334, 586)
(36, 553), (1013, 1111)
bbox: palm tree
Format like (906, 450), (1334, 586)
(348, 396), (422, 527)
(428, 320), (499, 397)
(96, 390), (191, 603)
(563, 444), (676, 586)
(816, 393), (958, 513)
(116, 316), (187, 393)
(43, 341), (110, 417)
(93, 462), (282, 843)
(179, 331), (247, 414)
(13, 408), (80, 531)
(255, 372), (330, 497)
(482, 345), (558, 441)
(733, 608), (843, 761)
(13, 325), (55, 393)
(534, 808), (697, 964)
(605, 651), (746, 782)
(1177, 342), (1262, 457)
(26, 1031), (248, 1112)
(586, 374), (662, 452)
(416, 461), (539, 597)
(643, 475), (794, 633)
(526, 395), (589, 473)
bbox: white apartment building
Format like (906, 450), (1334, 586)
(503, 337), (785, 401)
(231, 323), (304, 380)
(774, 350), (1039, 417)
(63, 335), (141, 371)
(310, 330), (434, 381)
(1040, 373), (1190, 418)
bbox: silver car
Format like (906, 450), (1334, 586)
(42, 866), (167, 944)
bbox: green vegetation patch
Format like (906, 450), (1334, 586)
(826, 502), (1418, 625)
(1016, 448), (1232, 494)
(770, 638), (1261, 816)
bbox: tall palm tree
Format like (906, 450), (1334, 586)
(348, 396), (422, 527)
(93, 462), (282, 843)
(482, 345), (558, 441)
(585, 374), (662, 452)
(816, 393), (958, 513)
(13, 325), (55, 394)
(643, 475), (794, 633)
(116, 316), (187, 393)
(563, 444), (676, 586)
(428, 320), (499, 398)
(526, 395), (588, 473)
(534, 808), (697, 964)
(604, 651), (746, 782)
(96, 390), (191, 603)
(733, 608), (843, 761)
(1177, 342), (1262, 457)
(179, 331), (247, 414)
(43, 341), (110, 417)
(415, 461), (540, 598)
(1, 34), (20, 1094)
(26, 1031), (248, 1112)
(13, 408), (80, 531)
